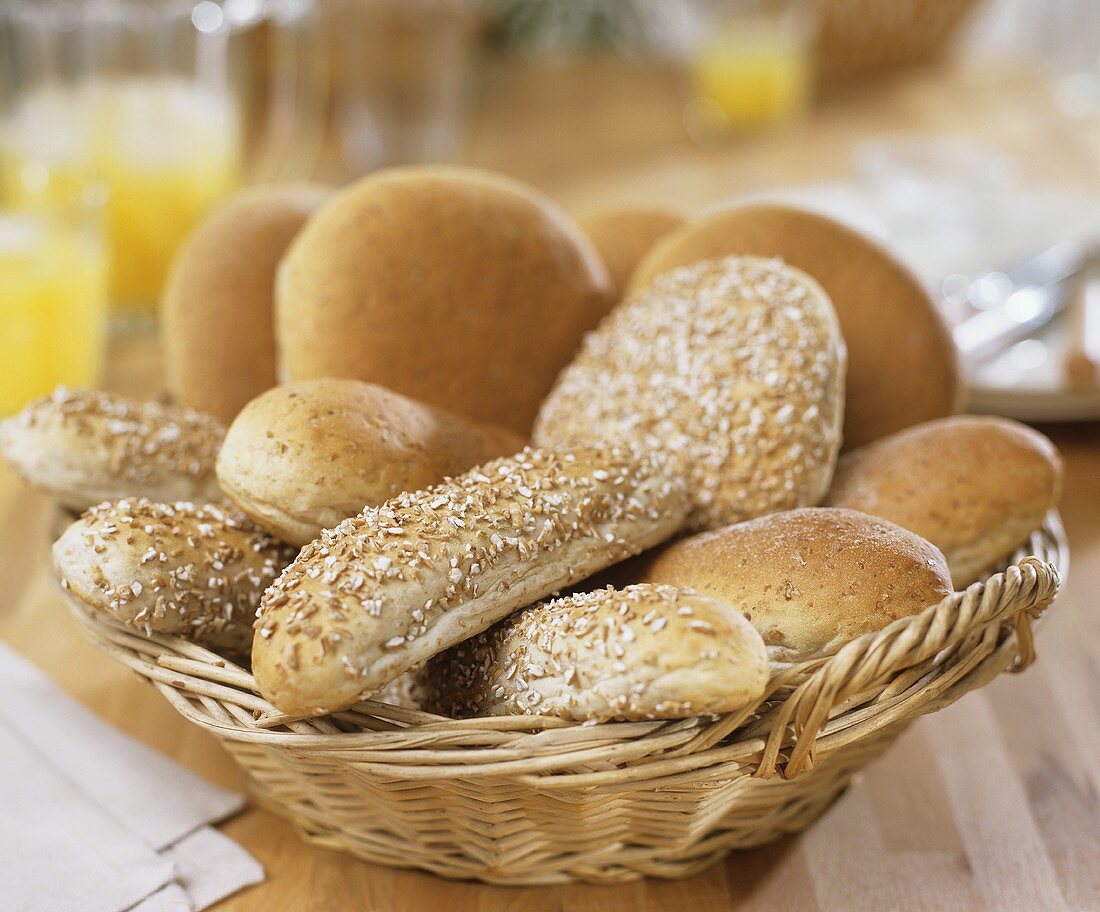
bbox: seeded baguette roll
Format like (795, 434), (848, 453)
(418, 584), (769, 722)
(534, 256), (845, 531)
(636, 507), (953, 662)
(825, 416), (1062, 587)
(53, 499), (297, 653)
(253, 445), (690, 717)
(628, 203), (962, 449)
(217, 379), (525, 545)
(0, 387), (225, 512)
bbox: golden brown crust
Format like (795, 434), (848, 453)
(825, 416), (1062, 587)
(635, 507), (953, 662)
(419, 584), (768, 722)
(163, 185), (329, 423)
(216, 379), (526, 545)
(629, 203), (962, 449)
(533, 256), (846, 531)
(0, 387), (224, 511)
(252, 445), (689, 717)
(53, 498), (297, 653)
(276, 165), (612, 435)
(578, 205), (685, 304)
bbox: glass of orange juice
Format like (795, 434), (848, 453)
(688, 0), (816, 137)
(0, 1), (248, 320)
(0, 200), (108, 415)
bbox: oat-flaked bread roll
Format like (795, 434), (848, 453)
(217, 379), (525, 546)
(276, 166), (612, 435)
(418, 584), (768, 722)
(629, 203), (962, 449)
(533, 255), (846, 531)
(53, 499), (297, 653)
(578, 205), (685, 303)
(163, 184), (329, 424)
(825, 416), (1062, 587)
(636, 507), (953, 662)
(253, 445), (689, 717)
(0, 387), (225, 512)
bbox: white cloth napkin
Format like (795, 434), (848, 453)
(0, 640), (264, 912)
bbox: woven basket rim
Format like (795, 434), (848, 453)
(53, 511), (1065, 782)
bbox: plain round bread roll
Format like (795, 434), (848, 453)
(253, 445), (689, 717)
(163, 184), (329, 423)
(217, 379), (525, 545)
(418, 584), (768, 722)
(0, 387), (224, 512)
(276, 165), (612, 434)
(533, 255), (846, 531)
(53, 499), (297, 653)
(578, 205), (685, 303)
(825, 416), (1062, 587)
(636, 507), (953, 662)
(629, 203), (962, 449)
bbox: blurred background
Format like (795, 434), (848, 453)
(1, 0), (1098, 421)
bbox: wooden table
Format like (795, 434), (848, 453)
(3, 58), (1100, 911)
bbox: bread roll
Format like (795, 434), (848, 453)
(163, 184), (328, 423)
(825, 416), (1062, 587)
(53, 499), (297, 653)
(217, 379), (525, 545)
(418, 584), (768, 722)
(534, 255), (846, 531)
(636, 507), (953, 662)
(629, 203), (962, 449)
(578, 205), (685, 303)
(253, 445), (689, 717)
(276, 165), (612, 435)
(0, 387), (224, 512)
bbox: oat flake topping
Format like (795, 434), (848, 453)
(534, 256), (845, 530)
(256, 445), (686, 683)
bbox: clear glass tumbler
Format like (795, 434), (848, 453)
(327, 0), (477, 175)
(0, 200), (108, 415)
(0, 0), (322, 318)
(687, 0), (816, 138)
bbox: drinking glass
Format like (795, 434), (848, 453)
(0, 200), (108, 415)
(687, 0), (816, 138)
(0, 0), (322, 319)
(328, 0), (477, 174)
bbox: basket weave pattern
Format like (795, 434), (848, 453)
(816, 0), (981, 81)
(58, 515), (1065, 885)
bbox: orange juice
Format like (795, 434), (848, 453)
(0, 211), (107, 415)
(692, 19), (811, 131)
(2, 79), (240, 312)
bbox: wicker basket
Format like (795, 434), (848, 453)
(815, 0), (982, 83)
(55, 512), (1064, 886)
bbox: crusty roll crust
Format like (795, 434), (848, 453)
(163, 184), (329, 424)
(0, 387), (225, 512)
(534, 256), (845, 531)
(253, 445), (690, 717)
(636, 507), (953, 662)
(628, 203), (962, 450)
(418, 584), (769, 722)
(825, 416), (1062, 587)
(276, 165), (612, 435)
(578, 205), (685, 304)
(216, 379), (525, 545)
(53, 499), (297, 653)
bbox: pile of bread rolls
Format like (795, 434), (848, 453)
(1, 166), (1062, 724)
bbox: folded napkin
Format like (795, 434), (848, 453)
(0, 640), (264, 912)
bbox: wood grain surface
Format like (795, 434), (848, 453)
(2, 57), (1099, 911)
